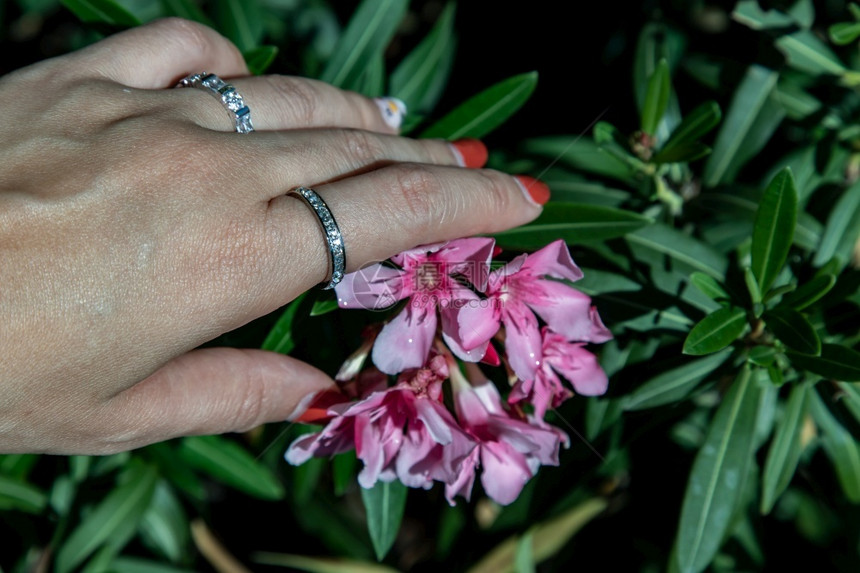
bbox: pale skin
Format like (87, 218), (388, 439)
(0, 18), (543, 454)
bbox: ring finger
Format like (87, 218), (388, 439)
(172, 74), (406, 134)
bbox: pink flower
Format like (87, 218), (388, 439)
(335, 238), (496, 374)
(456, 239), (611, 381)
(510, 327), (609, 418)
(285, 354), (475, 490)
(444, 365), (568, 506)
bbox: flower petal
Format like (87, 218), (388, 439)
(372, 304), (437, 374)
(453, 299), (500, 351)
(526, 280), (603, 341)
(479, 441), (534, 506)
(435, 237), (496, 291)
(336, 264), (406, 310)
(441, 287), (491, 362)
(445, 448), (479, 505)
(545, 339), (609, 397)
(521, 239), (583, 282)
(502, 301), (543, 381)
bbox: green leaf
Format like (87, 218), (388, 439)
(0, 454), (39, 480)
(813, 180), (860, 268)
(652, 142), (711, 164)
(539, 173), (631, 207)
(252, 553), (400, 573)
(751, 168), (798, 293)
(628, 224), (728, 280)
(683, 307), (748, 356)
(690, 272), (730, 302)
(775, 30), (847, 75)
(333, 451), (358, 496)
(55, 464), (158, 573)
(320, 0), (409, 90)
(389, 2), (456, 114)
(839, 382), (860, 426)
(492, 203), (652, 249)
(788, 344), (860, 381)
(139, 481), (189, 563)
(703, 65), (779, 187)
(623, 349), (733, 411)
(851, 3), (860, 20)
(215, 0), (263, 53)
(732, 0), (795, 29)
(574, 267), (642, 296)
(60, 0), (141, 26)
(674, 366), (761, 573)
(810, 394), (860, 503)
(244, 45), (278, 76)
(468, 498), (607, 573)
(311, 298), (339, 317)
(361, 480), (407, 561)
(634, 22), (686, 142)
(778, 274), (836, 310)
(641, 59), (671, 136)
(262, 292), (308, 355)
(159, 0), (212, 26)
(421, 72), (538, 140)
(522, 137), (636, 183)
(0, 474), (47, 513)
(661, 101), (721, 154)
(105, 558), (196, 573)
(744, 267), (762, 306)
(761, 382), (810, 514)
(514, 530), (536, 573)
(748, 346), (777, 367)
(830, 22), (860, 45)
(775, 81), (822, 120)
(787, 0), (814, 28)
(179, 435), (284, 500)
(764, 308), (821, 356)
(356, 54), (386, 98)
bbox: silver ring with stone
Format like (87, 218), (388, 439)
(177, 72), (254, 134)
(290, 187), (346, 290)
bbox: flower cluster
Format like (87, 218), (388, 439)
(285, 238), (612, 505)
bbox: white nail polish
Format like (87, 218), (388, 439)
(374, 97), (407, 129)
(448, 143), (466, 167)
(286, 390), (321, 422)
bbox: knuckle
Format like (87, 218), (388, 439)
(154, 17), (213, 58)
(476, 169), (513, 216)
(389, 163), (440, 227)
(340, 128), (384, 164)
(229, 372), (269, 431)
(264, 75), (319, 125)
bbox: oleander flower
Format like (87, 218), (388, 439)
(456, 239), (611, 381)
(509, 327), (609, 418)
(335, 238), (495, 374)
(444, 363), (569, 506)
(285, 353), (476, 489)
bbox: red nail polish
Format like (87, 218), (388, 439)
(515, 175), (551, 206)
(450, 138), (488, 168)
(293, 389), (349, 423)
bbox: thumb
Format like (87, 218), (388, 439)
(102, 348), (335, 452)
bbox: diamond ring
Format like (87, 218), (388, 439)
(290, 187), (346, 290)
(177, 72), (254, 134)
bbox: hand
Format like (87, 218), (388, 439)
(0, 18), (547, 454)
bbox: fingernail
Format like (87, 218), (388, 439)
(515, 175), (551, 206)
(374, 97), (407, 130)
(287, 388), (348, 423)
(449, 138), (488, 168)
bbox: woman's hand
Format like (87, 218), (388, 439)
(0, 18), (547, 454)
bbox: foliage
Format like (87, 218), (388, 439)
(1, 0), (860, 571)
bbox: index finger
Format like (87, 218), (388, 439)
(63, 18), (248, 88)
